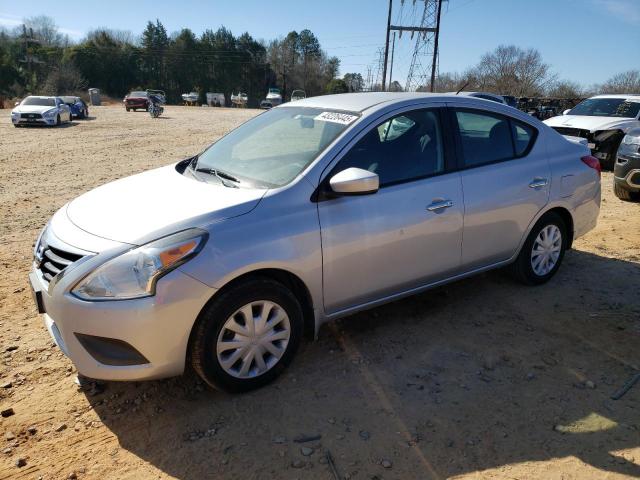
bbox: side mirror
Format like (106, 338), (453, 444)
(563, 109), (571, 115)
(14, 101), (19, 106)
(329, 167), (379, 195)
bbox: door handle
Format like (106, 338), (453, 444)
(426, 200), (453, 212)
(529, 178), (548, 189)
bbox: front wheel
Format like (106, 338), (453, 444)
(509, 212), (568, 285)
(55, 115), (61, 126)
(190, 278), (303, 392)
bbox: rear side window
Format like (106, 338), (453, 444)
(454, 109), (536, 168)
(512, 121), (535, 156)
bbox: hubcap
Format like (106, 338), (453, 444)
(216, 301), (291, 379)
(531, 224), (562, 276)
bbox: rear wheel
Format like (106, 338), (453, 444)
(613, 182), (637, 201)
(509, 211), (567, 285)
(190, 278), (303, 392)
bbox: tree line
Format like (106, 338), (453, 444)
(421, 45), (640, 98)
(0, 16), (342, 107)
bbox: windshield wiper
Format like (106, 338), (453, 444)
(195, 167), (241, 188)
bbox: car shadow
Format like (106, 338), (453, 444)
(15, 122), (79, 128)
(84, 249), (640, 479)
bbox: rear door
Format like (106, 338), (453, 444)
(318, 106), (464, 314)
(450, 107), (550, 269)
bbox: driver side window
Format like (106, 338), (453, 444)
(338, 109), (445, 186)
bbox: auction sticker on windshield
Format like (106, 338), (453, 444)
(314, 111), (359, 125)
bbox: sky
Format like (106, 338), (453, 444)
(1, 0), (639, 89)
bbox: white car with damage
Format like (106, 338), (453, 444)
(11, 96), (72, 127)
(544, 94), (640, 169)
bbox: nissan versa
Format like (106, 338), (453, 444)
(29, 93), (601, 392)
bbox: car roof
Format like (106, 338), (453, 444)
(25, 95), (57, 99)
(284, 92), (505, 113)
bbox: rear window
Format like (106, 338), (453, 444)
(129, 91), (147, 97)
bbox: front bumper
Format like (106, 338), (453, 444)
(12, 116), (57, 126)
(552, 127), (624, 168)
(124, 100), (148, 109)
(30, 248), (217, 381)
(613, 150), (640, 192)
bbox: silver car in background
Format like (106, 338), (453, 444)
(11, 96), (72, 127)
(29, 93), (601, 392)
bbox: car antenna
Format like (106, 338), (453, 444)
(456, 82), (470, 95)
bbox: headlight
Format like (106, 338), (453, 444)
(622, 135), (640, 146)
(11, 111), (19, 118)
(43, 109), (57, 118)
(71, 229), (208, 301)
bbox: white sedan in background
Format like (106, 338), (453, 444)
(11, 96), (72, 127)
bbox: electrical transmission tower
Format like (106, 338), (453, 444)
(381, 0), (445, 92)
(405, 0), (444, 91)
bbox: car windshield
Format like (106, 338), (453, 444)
(22, 97), (56, 107)
(129, 91), (147, 97)
(61, 96), (77, 104)
(569, 98), (640, 118)
(194, 107), (358, 188)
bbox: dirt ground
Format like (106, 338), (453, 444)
(0, 105), (639, 480)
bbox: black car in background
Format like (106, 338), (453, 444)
(614, 128), (640, 201)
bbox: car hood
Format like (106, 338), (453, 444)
(544, 115), (639, 133)
(66, 164), (267, 244)
(14, 105), (55, 114)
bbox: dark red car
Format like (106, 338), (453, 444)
(123, 91), (149, 111)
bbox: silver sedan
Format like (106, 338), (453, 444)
(29, 93), (601, 392)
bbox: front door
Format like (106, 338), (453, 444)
(318, 107), (464, 314)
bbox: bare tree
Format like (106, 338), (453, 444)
(24, 15), (67, 46)
(424, 71), (467, 92)
(467, 45), (555, 96)
(546, 80), (584, 99)
(41, 64), (87, 95)
(598, 70), (640, 94)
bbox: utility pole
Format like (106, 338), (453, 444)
(388, 32), (396, 91)
(381, 0), (392, 91)
(429, 0), (443, 92)
(282, 65), (287, 101)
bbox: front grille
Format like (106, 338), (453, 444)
(37, 245), (84, 283)
(552, 126), (591, 139)
(21, 113), (42, 119)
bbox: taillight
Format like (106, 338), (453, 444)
(581, 155), (601, 178)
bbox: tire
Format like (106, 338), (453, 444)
(613, 182), (637, 201)
(55, 115), (60, 126)
(126, 107), (130, 112)
(190, 277), (303, 393)
(509, 211), (568, 285)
